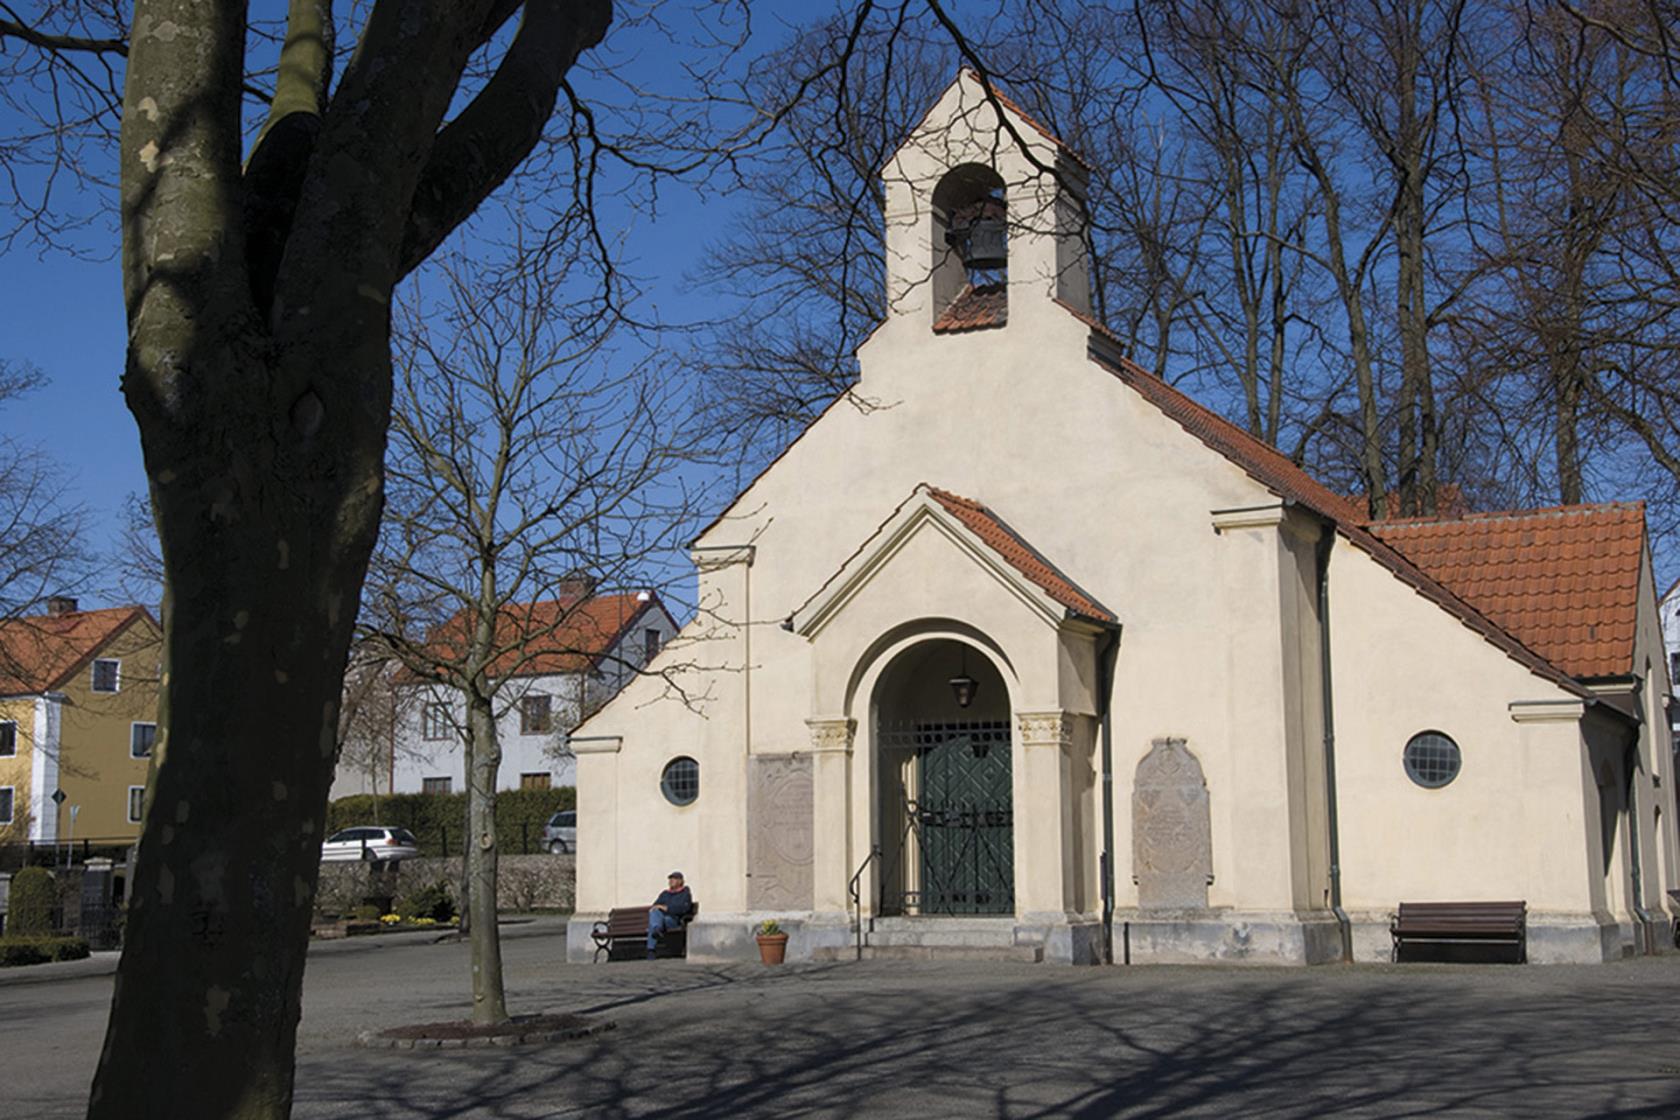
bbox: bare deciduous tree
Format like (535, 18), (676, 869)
(363, 242), (702, 1025)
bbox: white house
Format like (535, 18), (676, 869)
(386, 589), (678, 795)
(565, 72), (1678, 966)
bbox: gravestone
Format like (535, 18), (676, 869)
(747, 754), (814, 910)
(1132, 737), (1213, 910)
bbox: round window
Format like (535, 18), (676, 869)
(660, 756), (699, 806)
(1403, 731), (1461, 789)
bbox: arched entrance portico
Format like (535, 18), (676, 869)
(871, 638), (1014, 916)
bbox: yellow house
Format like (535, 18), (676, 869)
(0, 597), (161, 847)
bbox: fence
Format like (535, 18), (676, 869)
(403, 820), (565, 857)
(0, 838), (137, 873)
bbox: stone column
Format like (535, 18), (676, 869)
(1016, 711), (1074, 919)
(806, 718), (856, 914)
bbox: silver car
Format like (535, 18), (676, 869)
(542, 810), (576, 854)
(321, 826), (421, 864)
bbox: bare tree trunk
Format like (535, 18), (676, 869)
(90, 351), (385, 1119)
(465, 691), (507, 1025)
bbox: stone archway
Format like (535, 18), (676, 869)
(871, 637), (1014, 916)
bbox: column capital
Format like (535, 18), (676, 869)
(805, 717), (857, 754)
(1016, 710), (1074, 750)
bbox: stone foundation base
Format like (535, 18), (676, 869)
(1346, 909), (1653, 964)
(566, 911), (1105, 963)
(565, 912), (857, 964)
(1112, 909), (1344, 965)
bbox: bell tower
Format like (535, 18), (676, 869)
(880, 71), (1091, 334)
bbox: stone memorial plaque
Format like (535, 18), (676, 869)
(747, 754), (814, 910)
(1132, 737), (1212, 910)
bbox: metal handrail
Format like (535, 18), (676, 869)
(848, 845), (881, 961)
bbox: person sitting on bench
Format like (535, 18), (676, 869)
(646, 871), (693, 959)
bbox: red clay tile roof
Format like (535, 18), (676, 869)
(403, 593), (660, 682)
(933, 282), (1008, 333)
(1062, 302), (1591, 695)
(0, 606), (152, 694)
(1367, 505), (1646, 680)
(926, 487), (1115, 623)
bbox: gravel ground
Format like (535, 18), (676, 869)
(4, 920), (1679, 1118)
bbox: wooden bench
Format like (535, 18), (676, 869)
(591, 903), (698, 962)
(1391, 901), (1526, 963)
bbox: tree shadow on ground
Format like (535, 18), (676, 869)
(291, 961), (1680, 1119)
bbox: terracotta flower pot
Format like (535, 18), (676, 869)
(756, 933), (789, 965)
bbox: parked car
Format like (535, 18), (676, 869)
(321, 826), (421, 864)
(542, 810), (576, 854)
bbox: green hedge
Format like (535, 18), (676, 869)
(0, 935), (90, 967)
(326, 787), (576, 856)
(6, 866), (55, 936)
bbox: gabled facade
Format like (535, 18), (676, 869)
(565, 72), (1678, 966)
(0, 598), (161, 844)
(383, 591), (678, 795)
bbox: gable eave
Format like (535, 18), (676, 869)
(790, 490), (1078, 639)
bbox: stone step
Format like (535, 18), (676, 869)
(858, 943), (1043, 962)
(863, 929), (1021, 949)
(869, 916), (1018, 933)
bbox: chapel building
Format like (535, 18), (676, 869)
(567, 72), (1678, 965)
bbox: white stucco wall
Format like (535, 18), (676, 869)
(568, 74), (1674, 965)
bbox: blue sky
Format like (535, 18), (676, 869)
(0, 3), (812, 609)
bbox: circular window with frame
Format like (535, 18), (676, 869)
(1403, 731), (1462, 789)
(660, 756), (700, 806)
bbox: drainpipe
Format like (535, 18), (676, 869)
(1096, 622), (1123, 964)
(1624, 734), (1658, 955)
(1315, 527), (1353, 963)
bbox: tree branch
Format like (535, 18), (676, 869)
(400, 0), (612, 276)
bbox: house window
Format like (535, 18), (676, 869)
(519, 772), (552, 791)
(660, 756), (699, 806)
(644, 627), (661, 663)
(0, 721), (15, 757)
(91, 659), (120, 693)
(520, 694), (552, 735)
(127, 786), (145, 824)
(1403, 731), (1462, 789)
(422, 777), (452, 795)
(422, 703), (451, 741)
(0, 787), (12, 824)
(1671, 651), (1679, 683)
(131, 723), (157, 759)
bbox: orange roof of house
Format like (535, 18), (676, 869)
(933, 282), (1008, 333)
(0, 606), (152, 694)
(927, 487), (1115, 622)
(1367, 505), (1646, 680)
(405, 592), (661, 682)
(1063, 303), (1594, 695)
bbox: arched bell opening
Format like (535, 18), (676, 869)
(870, 637), (1014, 916)
(930, 163), (1007, 325)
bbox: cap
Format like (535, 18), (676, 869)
(668, 870), (684, 880)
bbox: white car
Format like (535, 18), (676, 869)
(542, 810), (576, 854)
(321, 826), (421, 864)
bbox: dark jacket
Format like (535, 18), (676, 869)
(654, 886), (693, 920)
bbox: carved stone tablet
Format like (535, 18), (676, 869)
(1132, 738), (1212, 910)
(747, 754), (814, 910)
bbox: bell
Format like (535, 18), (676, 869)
(945, 197), (1007, 271)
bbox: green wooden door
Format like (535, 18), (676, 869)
(916, 721), (1013, 914)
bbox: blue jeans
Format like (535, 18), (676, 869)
(647, 909), (683, 951)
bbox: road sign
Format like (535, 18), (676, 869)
(50, 789), (66, 806)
